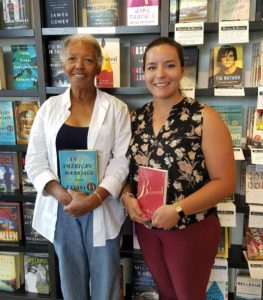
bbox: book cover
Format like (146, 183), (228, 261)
(217, 227), (229, 259)
(178, 0), (208, 23)
(44, 0), (77, 27)
(0, 202), (22, 242)
(132, 260), (159, 299)
(21, 152), (36, 194)
(22, 202), (47, 243)
(130, 39), (151, 87)
(219, 0), (250, 21)
(1, 0), (31, 29)
(0, 152), (21, 193)
(11, 44), (38, 90)
(137, 166), (168, 220)
(206, 281), (228, 300)
(86, 0), (118, 27)
(24, 252), (49, 294)
(170, 0), (179, 24)
(180, 46), (199, 89)
(0, 252), (22, 292)
(59, 150), (98, 194)
(251, 108), (263, 144)
(127, 0), (159, 26)
(245, 164), (263, 205)
(14, 100), (39, 145)
(96, 38), (120, 88)
(47, 40), (68, 87)
(0, 101), (16, 145)
(246, 228), (263, 260)
(0, 47), (6, 90)
(212, 44), (243, 88)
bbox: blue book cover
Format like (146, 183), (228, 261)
(0, 152), (20, 192)
(59, 150), (98, 194)
(11, 44), (38, 90)
(0, 101), (16, 145)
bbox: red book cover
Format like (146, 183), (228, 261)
(137, 166), (168, 220)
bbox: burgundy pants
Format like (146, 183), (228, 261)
(135, 214), (221, 300)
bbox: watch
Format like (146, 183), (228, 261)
(173, 204), (190, 224)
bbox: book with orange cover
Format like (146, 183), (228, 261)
(137, 166), (168, 220)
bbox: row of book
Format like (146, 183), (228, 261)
(0, 251), (49, 294)
(1, 0), (262, 31)
(0, 100), (39, 146)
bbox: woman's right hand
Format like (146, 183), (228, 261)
(122, 195), (148, 224)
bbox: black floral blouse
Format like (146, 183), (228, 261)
(128, 97), (216, 229)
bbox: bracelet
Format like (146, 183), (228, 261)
(93, 191), (102, 204)
(120, 192), (135, 206)
(172, 203), (190, 224)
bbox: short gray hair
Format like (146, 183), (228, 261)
(60, 33), (103, 69)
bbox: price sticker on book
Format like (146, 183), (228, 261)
(219, 20), (249, 44)
(174, 22), (204, 45)
(249, 205), (263, 228)
(233, 148), (244, 160)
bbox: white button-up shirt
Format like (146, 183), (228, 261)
(25, 87), (131, 246)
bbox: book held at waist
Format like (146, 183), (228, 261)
(59, 149), (98, 194)
(137, 166), (168, 220)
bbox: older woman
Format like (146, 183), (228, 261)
(25, 34), (131, 300)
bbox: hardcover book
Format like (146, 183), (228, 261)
(21, 152), (36, 194)
(86, 0), (118, 27)
(14, 100), (39, 145)
(11, 44), (38, 90)
(245, 164), (263, 205)
(96, 38), (120, 88)
(180, 46), (199, 89)
(0, 47), (6, 90)
(44, 0), (77, 27)
(0, 202), (22, 242)
(59, 149), (98, 194)
(47, 40), (68, 87)
(22, 202), (47, 243)
(212, 44), (243, 88)
(1, 0), (31, 29)
(132, 260), (159, 299)
(218, 0), (250, 21)
(0, 101), (16, 145)
(206, 281), (228, 300)
(178, 0), (208, 23)
(127, 0), (159, 26)
(217, 227), (229, 259)
(24, 252), (49, 294)
(130, 39), (152, 87)
(137, 166), (168, 220)
(0, 152), (21, 193)
(0, 252), (23, 292)
(246, 228), (263, 260)
(170, 0), (179, 24)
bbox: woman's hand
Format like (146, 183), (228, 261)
(151, 205), (180, 230)
(64, 189), (101, 217)
(122, 195), (148, 224)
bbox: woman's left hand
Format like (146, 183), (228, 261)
(151, 204), (180, 230)
(63, 189), (100, 217)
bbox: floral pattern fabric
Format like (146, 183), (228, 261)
(128, 97), (216, 229)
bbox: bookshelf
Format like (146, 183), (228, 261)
(0, 0), (261, 299)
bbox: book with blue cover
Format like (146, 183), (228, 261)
(11, 44), (38, 90)
(58, 150), (98, 194)
(0, 101), (16, 145)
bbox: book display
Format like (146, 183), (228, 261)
(1, 1), (263, 299)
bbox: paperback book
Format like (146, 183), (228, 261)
(0, 202), (22, 242)
(47, 40), (68, 87)
(1, 0), (31, 29)
(127, 0), (159, 26)
(21, 152), (36, 194)
(0, 47), (6, 89)
(14, 100), (39, 145)
(59, 149), (98, 194)
(0, 152), (21, 193)
(206, 281), (228, 300)
(245, 164), (263, 205)
(11, 44), (38, 90)
(218, 0), (250, 21)
(44, 0), (77, 27)
(96, 38), (120, 88)
(217, 227), (229, 259)
(0, 101), (16, 145)
(86, 0), (118, 27)
(137, 166), (168, 220)
(170, 0), (179, 24)
(180, 46), (199, 89)
(24, 252), (49, 294)
(246, 228), (263, 260)
(178, 0), (208, 23)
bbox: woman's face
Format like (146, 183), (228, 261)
(220, 51), (235, 69)
(63, 39), (100, 89)
(144, 44), (184, 100)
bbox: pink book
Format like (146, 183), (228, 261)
(137, 166), (168, 220)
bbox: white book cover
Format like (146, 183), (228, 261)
(245, 164), (263, 204)
(218, 0), (250, 21)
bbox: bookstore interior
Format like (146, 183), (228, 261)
(0, 0), (263, 299)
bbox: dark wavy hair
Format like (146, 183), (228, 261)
(217, 45), (237, 62)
